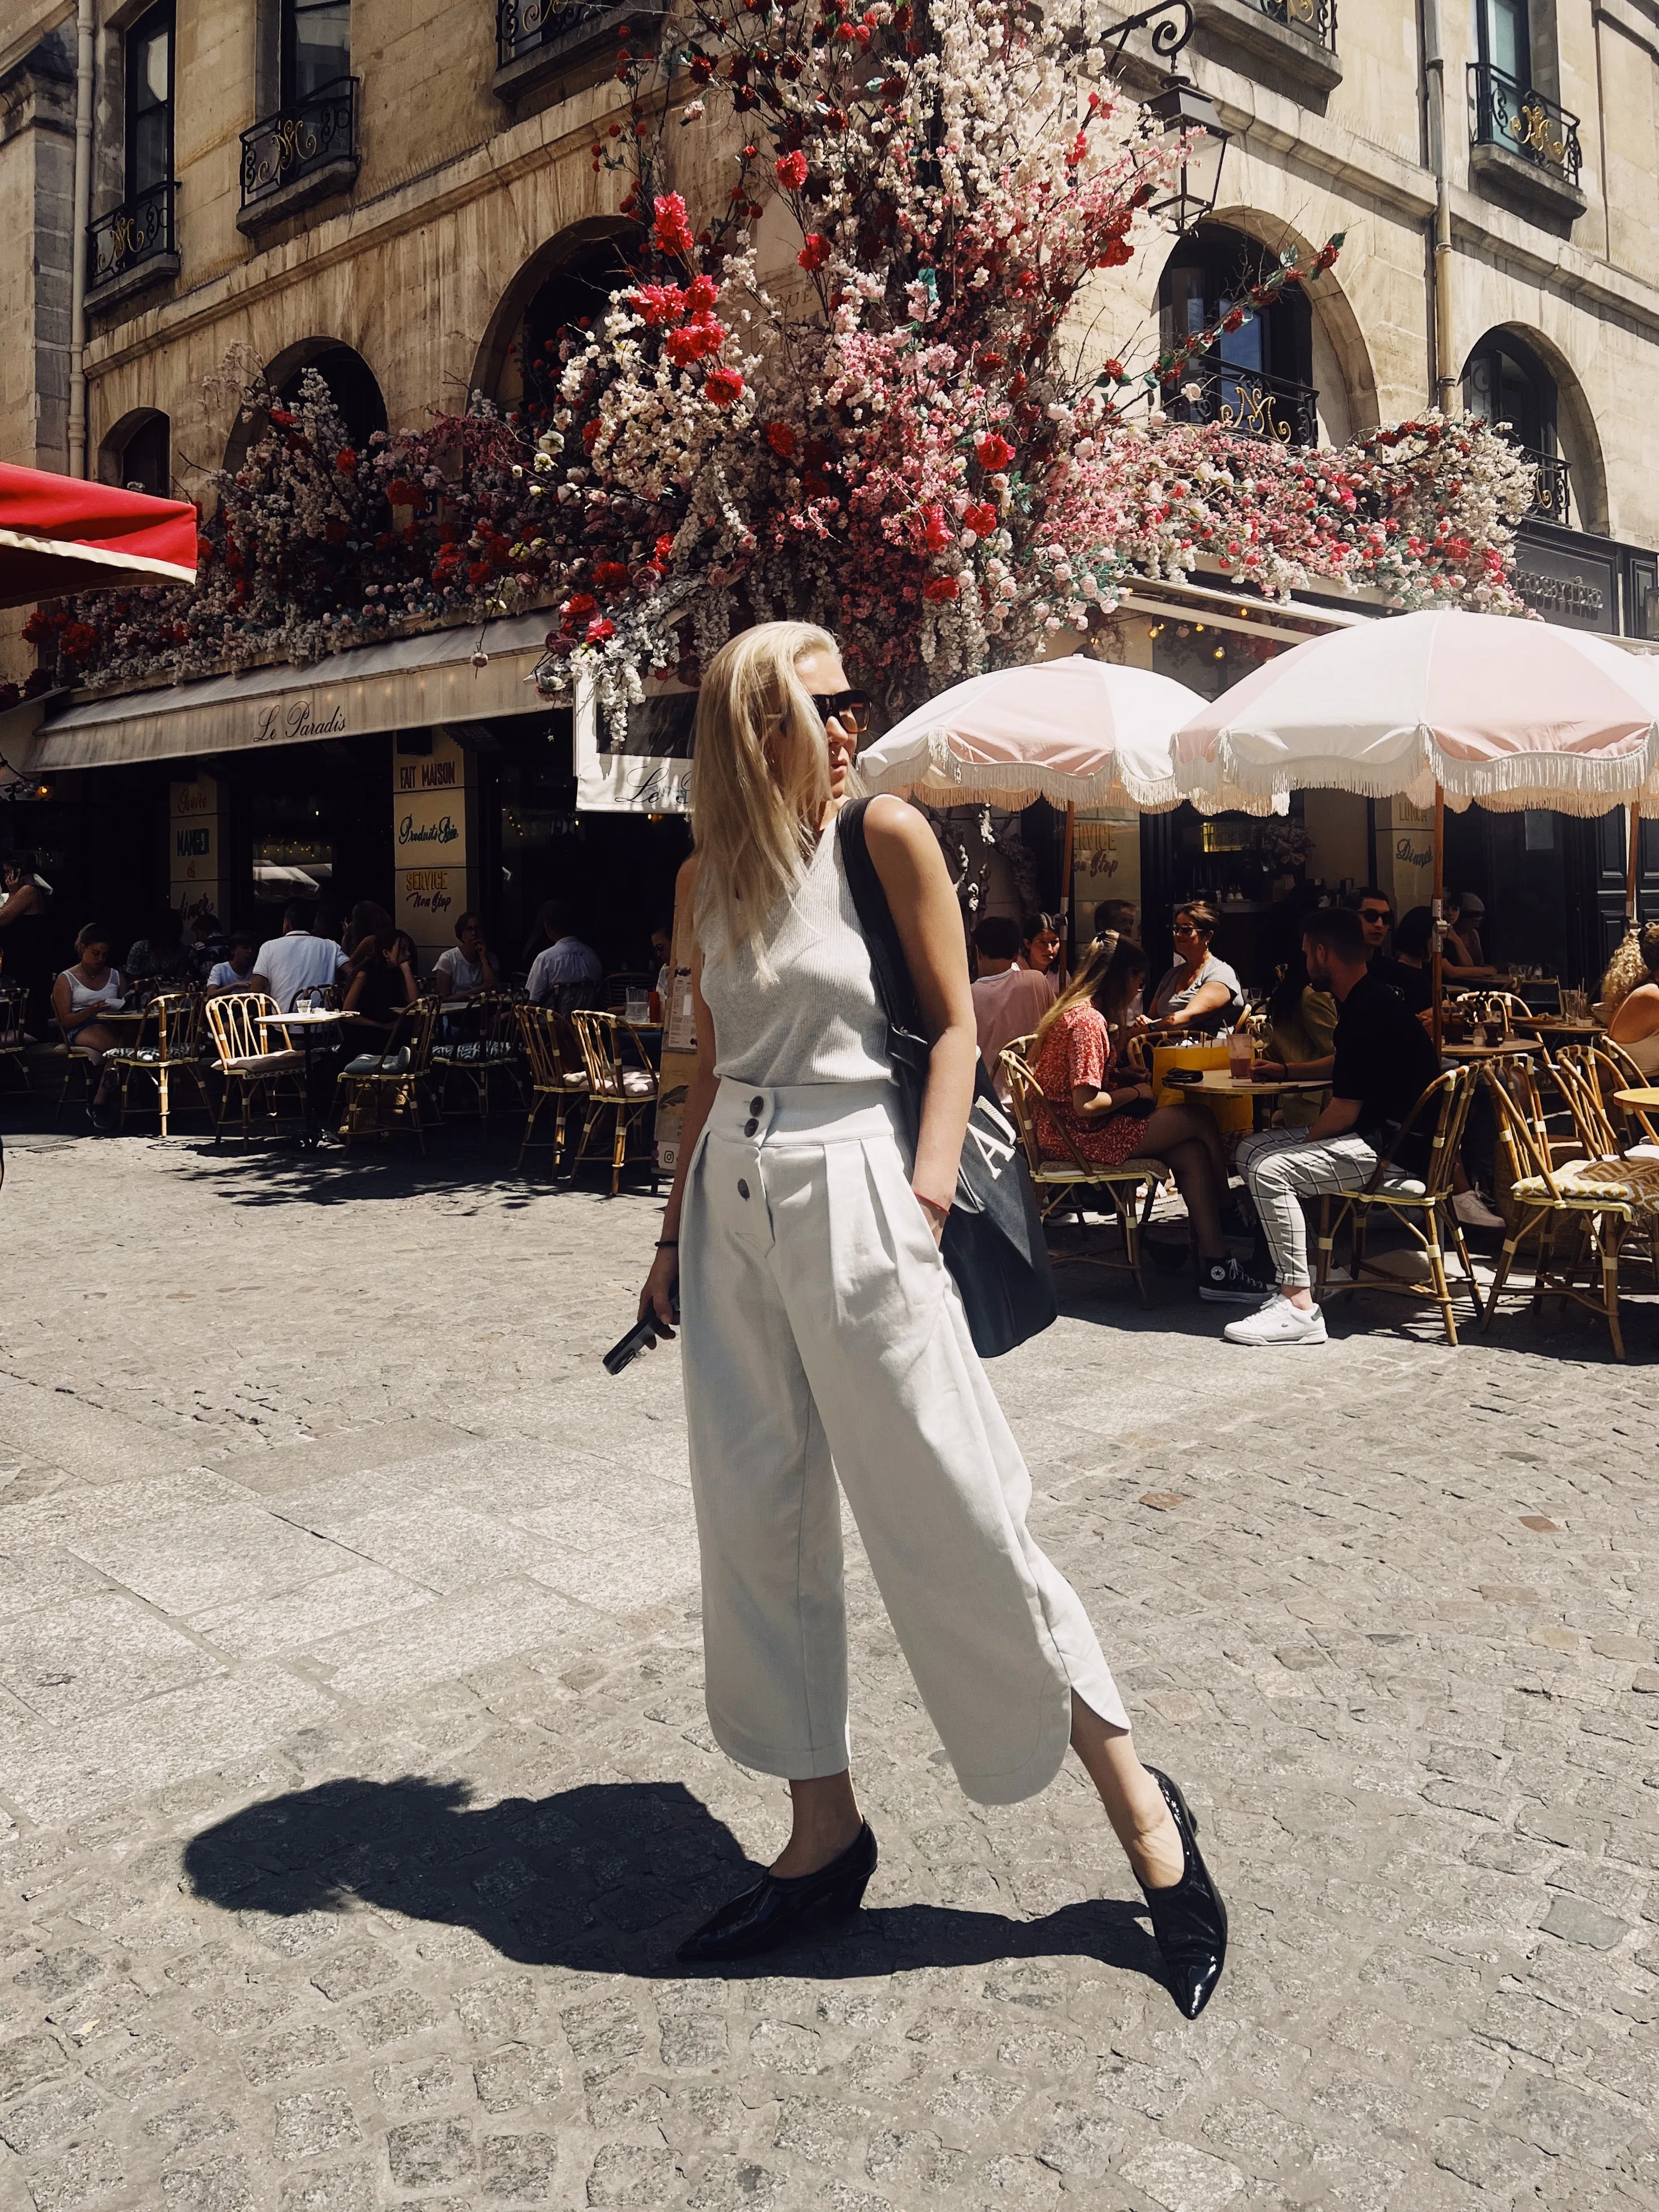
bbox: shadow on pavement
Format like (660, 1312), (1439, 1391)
(182, 1775), (1164, 1989)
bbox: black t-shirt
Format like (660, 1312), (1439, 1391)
(1331, 972), (1442, 1165)
(1370, 954), (1434, 1015)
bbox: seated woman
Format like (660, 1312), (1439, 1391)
(52, 923), (126, 1131)
(1143, 902), (1244, 1035)
(340, 928), (413, 1061)
(1030, 934), (1271, 1304)
(1601, 922), (1659, 1077)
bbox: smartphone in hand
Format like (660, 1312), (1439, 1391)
(602, 1299), (679, 1376)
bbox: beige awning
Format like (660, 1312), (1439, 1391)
(0, 3), (76, 79)
(20, 614), (556, 772)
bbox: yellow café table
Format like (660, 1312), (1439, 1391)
(1187, 1070), (1332, 1100)
(1149, 1040), (1254, 1137)
(1613, 1087), (1659, 1113)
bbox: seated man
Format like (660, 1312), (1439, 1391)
(206, 930), (259, 996)
(970, 915), (1056, 1097)
(251, 902), (349, 1012)
(526, 904), (603, 1014)
(1222, 905), (1440, 1348)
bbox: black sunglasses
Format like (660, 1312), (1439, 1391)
(809, 688), (872, 736)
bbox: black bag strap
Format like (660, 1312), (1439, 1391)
(836, 798), (924, 1037)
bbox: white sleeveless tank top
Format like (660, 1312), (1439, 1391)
(697, 822), (893, 1086)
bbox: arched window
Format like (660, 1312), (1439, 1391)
(1463, 330), (1566, 523)
(277, 343), (386, 449)
(476, 228), (636, 422)
(101, 410), (172, 496)
(1156, 224), (1317, 447)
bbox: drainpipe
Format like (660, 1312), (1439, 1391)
(1421, 0), (1459, 416)
(67, 0), (94, 476)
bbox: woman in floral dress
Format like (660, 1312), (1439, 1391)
(1030, 935), (1269, 1304)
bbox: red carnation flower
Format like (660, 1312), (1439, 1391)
(974, 433), (1014, 471)
(1096, 237), (1133, 268)
(963, 502), (997, 535)
(566, 591), (597, 617)
(797, 233), (831, 272)
(922, 505), (952, 552)
(686, 274), (719, 314)
(655, 533), (675, 563)
(652, 192), (696, 257)
(585, 617), (617, 643)
(592, 560), (630, 588)
(923, 575), (960, 602)
(704, 366), (745, 408)
(764, 421), (797, 458)
(775, 150), (809, 189)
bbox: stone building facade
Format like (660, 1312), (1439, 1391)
(1, 0), (1656, 975)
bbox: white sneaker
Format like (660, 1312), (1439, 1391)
(1223, 1296), (1329, 1347)
(1452, 1189), (1505, 1231)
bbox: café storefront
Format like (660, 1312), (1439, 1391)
(4, 617), (693, 979)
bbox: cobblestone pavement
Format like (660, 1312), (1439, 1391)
(1, 1126), (1656, 2212)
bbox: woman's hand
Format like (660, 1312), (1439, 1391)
(1253, 1058), (1286, 1082)
(914, 1190), (950, 1246)
(637, 1244), (680, 1338)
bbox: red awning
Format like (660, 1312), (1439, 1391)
(0, 462), (198, 609)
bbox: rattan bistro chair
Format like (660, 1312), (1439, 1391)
(104, 991), (211, 1136)
(204, 992), (308, 1144)
(1000, 1041), (1160, 1302)
(516, 1004), (589, 1173)
(337, 998), (443, 1154)
(1481, 1053), (1659, 1361)
(0, 983), (31, 1096)
(570, 1008), (658, 1194)
(430, 990), (527, 1122)
(1313, 1065), (1482, 1345)
(1562, 1038), (1659, 1161)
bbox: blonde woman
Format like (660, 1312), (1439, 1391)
(1600, 924), (1659, 1077)
(635, 622), (1228, 2017)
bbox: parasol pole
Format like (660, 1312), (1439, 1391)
(1627, 801), (1642, 930)
(1431, 783), (1446, 1056)
(1059, 800), (1075, 983)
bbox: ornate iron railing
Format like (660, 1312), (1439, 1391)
(1522, 447), (1572, 529)
(1468, 61), (1582, 188)
(499, 0), (662, 64)
(240, 77), (358, 212)
(88, 179), (177, 290)
(1169, 359), (1319, 447)
(1243, 0), (1336, 49)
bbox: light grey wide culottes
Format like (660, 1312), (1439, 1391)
(680, 1075), (1129, 1806)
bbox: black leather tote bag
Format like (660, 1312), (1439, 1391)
(837, 798), (1058, 1358)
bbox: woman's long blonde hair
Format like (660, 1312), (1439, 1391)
(1032, 932), (1148, 1052)
(690, 620), (839, 957)
(1599, 922), (1659, 1015)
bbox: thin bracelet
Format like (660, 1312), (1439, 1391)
(656, 1237), (679, 1248)
(914, 1191), (952, 1217)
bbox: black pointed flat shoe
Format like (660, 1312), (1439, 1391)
(675, 1820), (877, 1965)
(1140, 1769), (1228, 2019)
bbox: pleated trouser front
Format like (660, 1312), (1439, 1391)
(679, 1075), (1130, 1807)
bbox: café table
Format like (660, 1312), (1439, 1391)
(1186, 1070), (1331, 1098)
(1514, 1015), (1602, 1040)
(1613, 1087), (1659, 1113)
(258, 1007), (352, 1147)
(1441, 1040), (1537, 1062)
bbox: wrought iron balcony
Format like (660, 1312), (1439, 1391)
(87, 179), (178, 300)
(1167, 359), (1319, 448)
(1522, 447), (1572, 529)
(496, 0), (666, 92)
(1241, 0), (1336, 49)
(239, 77), (359, 228)
(1469, 61), (1582, 190)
